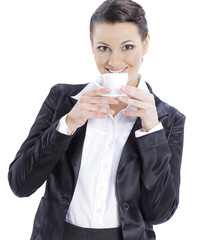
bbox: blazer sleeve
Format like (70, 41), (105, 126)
(8, 84), (74, 197)
(136, 110), (185, 225)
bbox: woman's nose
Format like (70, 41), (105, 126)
(108, 51), (123, 68)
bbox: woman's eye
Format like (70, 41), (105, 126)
(98, 46), (110, 52)
(122, 45), (134, 51)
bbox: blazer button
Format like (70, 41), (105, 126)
(121, 202), (129, 211)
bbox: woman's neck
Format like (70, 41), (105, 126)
(127, 74), (141, 87)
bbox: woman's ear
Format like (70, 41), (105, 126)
(143, 34), (150, 55)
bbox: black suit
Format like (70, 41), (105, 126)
(8, 83), (185, 240)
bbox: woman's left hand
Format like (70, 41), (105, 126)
(118, 85), (159, 132)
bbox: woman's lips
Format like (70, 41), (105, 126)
(106, 67), (128, 73)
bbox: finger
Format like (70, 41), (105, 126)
(123, 109), (144, 117)
(86, 112), (108, 119)
(118, 96), (148, 109)
(121, 85), (153, 102)
(81, 103), (115, 115)
(83, 87), (111, 97)
(80, 95), (118, 105)
(123, 106), (157, 117)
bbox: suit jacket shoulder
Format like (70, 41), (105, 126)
(146, 82), (185, 131)
(53, 83), (87, 98)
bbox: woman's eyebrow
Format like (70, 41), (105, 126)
(96, 42), (109, 46)
(120, 40), (135, 45)
(96, 40), (135, 46)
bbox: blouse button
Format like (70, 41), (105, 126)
(103, 165), (108, 169)
(97, 209), (102, 214)
(121, 202), (129, 211)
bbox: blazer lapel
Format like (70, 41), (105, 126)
(55, 83), (89, 121)
(117, 117), (142, 171)
(63, 87), (87, 183)
(53, 84), (88, 184)
(66, 86), (88, 182)
(68, 123), (87, 184)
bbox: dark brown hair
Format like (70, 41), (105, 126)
(90, 0), (148, 41)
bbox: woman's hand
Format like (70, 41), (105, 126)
(118, 85), (159, 132)
(66, 88), (118, 134)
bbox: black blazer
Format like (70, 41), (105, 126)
(8, 83), (185, 240)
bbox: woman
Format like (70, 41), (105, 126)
(8, 0), (185, 239)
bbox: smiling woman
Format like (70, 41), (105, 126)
(8, 1), (185, 240)
(91, 22), (149, 86)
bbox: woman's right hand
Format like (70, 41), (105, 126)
(65, 87), (118, 134)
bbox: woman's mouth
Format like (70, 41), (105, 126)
(106, 67), (128, 73)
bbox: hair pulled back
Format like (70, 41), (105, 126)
(90, 0), (148, 41)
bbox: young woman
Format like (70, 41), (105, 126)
(8, 0), (185, 239)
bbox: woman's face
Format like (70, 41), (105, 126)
(91, 22), (150, 86)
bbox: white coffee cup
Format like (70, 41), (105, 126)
(101, 73), (128, 96)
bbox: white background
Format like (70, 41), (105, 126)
(0, 0), (204, 239)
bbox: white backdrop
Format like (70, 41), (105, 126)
(0, 0), (204, 239)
